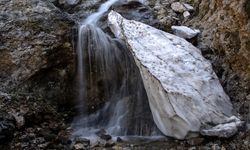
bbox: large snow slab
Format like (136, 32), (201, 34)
(107, 11), (241, 139)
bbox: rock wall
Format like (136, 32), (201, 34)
(187, 0), (250, 114)
(0, 0), (75, 104)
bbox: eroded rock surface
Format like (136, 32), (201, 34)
(186, 0), (250, 113)
(0, 0), (74, 103)
(108, 11), (240, 139)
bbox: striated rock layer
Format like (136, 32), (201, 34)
(108, 11), (241, 139)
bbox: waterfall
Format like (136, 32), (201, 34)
(72, 0), (160, 141)
(83, 0), (120, 24)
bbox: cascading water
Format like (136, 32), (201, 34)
(72, 0), (160, 141)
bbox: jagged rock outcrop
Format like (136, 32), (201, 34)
(186, 0), (250, 112)
(0, 0), (74, 102)
(108, 11), (242, 139)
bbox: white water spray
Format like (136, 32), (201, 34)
(83, 0), (120, 25)
(76, 0), (120, 116)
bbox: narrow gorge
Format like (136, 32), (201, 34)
(0, 0), (249, 149)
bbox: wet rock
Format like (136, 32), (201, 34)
(112, 1), (158, 28)
(0, 112), (15, 144)
(108, 11), (240, 139)
(95, 129), (107, 136)
(95, 129), (112, 141)
(116, 137), (123, 142)
(171, 2), (186, 13)
(171, 26), (200, 39)
(100, 134), (112, 141)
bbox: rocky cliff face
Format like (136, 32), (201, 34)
(0, 0), (75, 148)
(187, 0), (250, 113)
(0, 0), (74, 104)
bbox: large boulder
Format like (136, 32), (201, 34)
(0, 0), (74, 103)
(108, 11), (241, 139)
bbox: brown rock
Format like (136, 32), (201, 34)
(187, 0), (250, 114)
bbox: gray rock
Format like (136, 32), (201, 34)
(183, 11), (191, 18)
(95, 129), (112, 141)
(201, 116), (244, 138)
(108, 11), (240, 139)
(183, 3), (194, 12)
(171, 2), (186, 13)
(171, 26), (200, 39)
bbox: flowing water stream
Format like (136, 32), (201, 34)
(72, 0), (161, 142)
